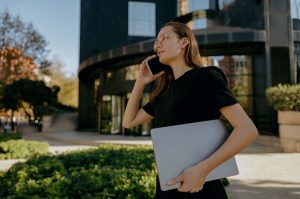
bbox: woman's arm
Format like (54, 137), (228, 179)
(198, 103), (258, 175)
(122, 82), (153, 128)
(122, 56), (164, 128)
(168, 103), (258, 192)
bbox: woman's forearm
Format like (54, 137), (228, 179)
(122, 81), (145, 128)
(198, 125), (258, 175)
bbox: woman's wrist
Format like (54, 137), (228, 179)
(195, 160), (211, 176)
(134, 80), (146, 89)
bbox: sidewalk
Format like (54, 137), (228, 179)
(42, 131), (152, 146)
(41, 130), (284, 153)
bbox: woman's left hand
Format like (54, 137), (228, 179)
(167, 162), (209, 193)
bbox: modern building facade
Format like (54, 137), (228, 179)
(78, 0), (299, 135)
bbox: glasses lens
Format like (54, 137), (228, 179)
(153, 42), (157, 52)
(153, 33), (174, 52)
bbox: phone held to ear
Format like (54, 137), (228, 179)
(146, 57), (170, 75)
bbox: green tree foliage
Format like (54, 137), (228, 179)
(39, 56), (78, 108)
(1, 79), (57, 120)
(0, 10), (49, 69)
(0, 10), (50, 110)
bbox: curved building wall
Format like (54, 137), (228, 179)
(216, 0), (265, 29)
(78, 0), (298, 134)
(79, 0), (177, 130)
(80, 0), (177, 63)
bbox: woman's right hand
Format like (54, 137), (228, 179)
(136, 55), (165, 86)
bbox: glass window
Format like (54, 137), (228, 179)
(219, 0), (235, 10)
(94, 79), (100, 104)
(101, 95), (112, 134)
(291, 0), (300, 19)
(188, 0), (209, 11)
(111, 95), (122, 134)
(125, 64), (139, 80)
(128, 1), (156, 36)
(203, 55), (253, 116)
(295, 43), (300, 83)
(179, 0), (209, 30)
(191, 18), (207, 30)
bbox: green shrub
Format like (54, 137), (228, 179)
(0, 140), (49, 160)
(0, 144), (230, 198)
(265, 83), (300, 111)
(0, 132), (22, 142)
(0, 144), (156, 198)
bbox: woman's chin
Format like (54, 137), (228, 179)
(159, 57), (169, 65)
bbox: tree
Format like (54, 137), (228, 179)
(1, 79), (57, 123)
(38, 56), (78, 108)
(0, 46), (36, 85)
(0, 10), (50, 86)
(0, 10), (49, 68)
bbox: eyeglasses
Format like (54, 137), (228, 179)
(153, 33), (178, 52)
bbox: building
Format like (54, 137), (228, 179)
(78, 0), (299, 135)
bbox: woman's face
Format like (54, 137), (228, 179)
(154, 26), (184, 65)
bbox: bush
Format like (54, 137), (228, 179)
(0, 144), (230, 198)
(265, 83), (300, 111)
(0, 140), (49, 160)
(0, 132), (22, 142)
(0, 144), (156, 198)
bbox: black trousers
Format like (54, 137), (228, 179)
(155, 176), (228, 199)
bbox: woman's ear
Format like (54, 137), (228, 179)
(181, 38), (189, 49)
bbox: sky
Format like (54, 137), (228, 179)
(0, 0), (80, 76)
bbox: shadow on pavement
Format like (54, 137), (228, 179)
(226, 179), (300, 199)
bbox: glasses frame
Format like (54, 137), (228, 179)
(153, 33), (178, 52)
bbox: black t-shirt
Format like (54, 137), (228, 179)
(143, 66), (238, 128)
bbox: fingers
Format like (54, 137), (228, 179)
(189, 186), (203, 193)
(142, 54), (157, 66)
(167, 176), (181, 186)
(153, 70), (165, 78)
(177, 179), (204, 193)
(178, 185), (203, 193)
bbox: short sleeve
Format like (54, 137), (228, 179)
(206, 67), (238, 109)
(142, 101), (155, 117)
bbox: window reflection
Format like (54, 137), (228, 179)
(203, 55), (253, 115)
(98, 55), (253, 135)
(128, 2), (156, 36)
(295, 43), (300, 83)
(291, 0), (300, 19)
(125, 64), (139, 80)
(178, 0), (209, 30)
(101, 95), (122, 134)
(219, 0), (235, 10)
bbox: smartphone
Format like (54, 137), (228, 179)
(146, 57), (170, 75)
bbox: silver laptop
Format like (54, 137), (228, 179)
(150, 119), (239, 191)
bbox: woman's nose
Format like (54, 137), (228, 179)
(154, 42), (162, 52)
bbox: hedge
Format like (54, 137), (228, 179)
(0, 140), (49, 160)
(0, 132), (22, 142)
(0, 144), (157, 198)
(0, 144), (230, 198)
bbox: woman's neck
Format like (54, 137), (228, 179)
(170, 59), (192, 79)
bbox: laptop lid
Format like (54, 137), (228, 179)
(151, 119), (239, 191)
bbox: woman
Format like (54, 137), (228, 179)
(122, 21), (258, 198)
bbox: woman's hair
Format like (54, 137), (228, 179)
(150, 21), (203, 102)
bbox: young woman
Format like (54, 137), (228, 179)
(122, 21), (258, 199)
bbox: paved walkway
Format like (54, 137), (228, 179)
(1, 130), (300, 199)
